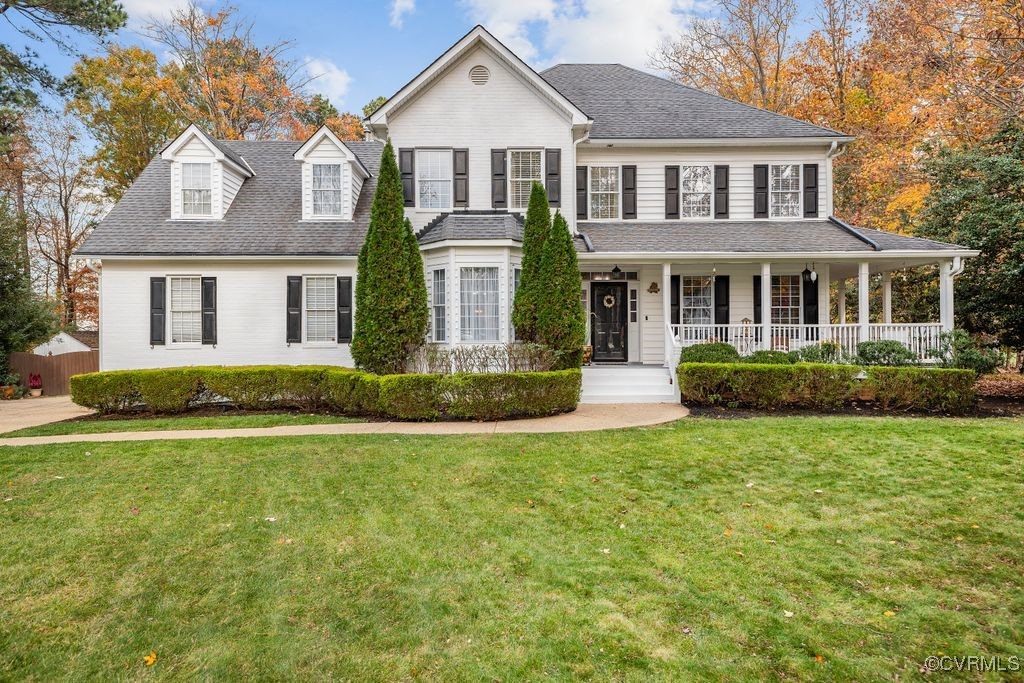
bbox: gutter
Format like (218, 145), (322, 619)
(828, 216), (879, 251)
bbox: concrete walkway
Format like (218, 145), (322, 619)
(0, 403), (689, 447)
(0, 395), (94, 434)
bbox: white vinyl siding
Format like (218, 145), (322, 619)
(169, 276), (202, 343)
(509, 150), (542, 210)
(417, 149), (453, 209)
(589, 166), (619, 219)
(771, 274), (801, 324)
(431, 269), (447, 342)
(681, 276), (713, 324)
(680, 166), (712, 218)
(304, 275), (336, 343)
(181, 163), (212, 217)
(312, 164), (343, 216)
(460, 266), (499, 342)
(770, 164), (801, 218)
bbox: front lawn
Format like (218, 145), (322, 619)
(2, 417), (1022, 679)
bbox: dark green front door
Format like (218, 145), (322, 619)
(592, 282), (627, 362)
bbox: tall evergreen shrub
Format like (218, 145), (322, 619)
(536, 211), (585, 368)
(511, 181), (551, 341)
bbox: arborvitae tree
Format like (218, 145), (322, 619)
(351, 141), (428, 374)
(511, 181), (551, 341)
(536, 211), (585, 368)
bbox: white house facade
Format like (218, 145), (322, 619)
(76, 26), (977, 402)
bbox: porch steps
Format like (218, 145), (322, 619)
(581, 365), (679, 404)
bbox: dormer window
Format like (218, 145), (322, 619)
(312, 164), (343, 217)
(182, 163), (212, 217)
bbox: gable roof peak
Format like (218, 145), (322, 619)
(161, 123), (255, 177)
(292, 125), (371, 178)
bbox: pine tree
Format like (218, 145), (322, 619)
(536, 211), (585, 368)
(351, 141), (428, 374)
(511, 181), (551, 341)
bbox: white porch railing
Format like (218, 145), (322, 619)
(668, 323), (943, 362)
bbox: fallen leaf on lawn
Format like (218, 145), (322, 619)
(735, 551), (744, 557)
(600, 548), (610, 554)
(264, 517), (277, 522)
(883, 610), (896, 617)
(746, 482), (754, 488)
(681, 626), (692, 635)
(783, 610), (794, 618)
(741, 502), (752, 508)
(815, 655), (824, 663)
(764, 524), (773, 530)
(130, 506), (139, 516)
(277, 537), (294, 545)
(955, 535), (964, 541)
(971, 524), (979, 529)
(527, 499), (535, 508)
(723, 528), (733, 537)
(143, 651), (157, 666)
(591, 475), (600, 483)
(84, 451), (92, 456)
(814, 489), (824, 494)
(619, 523), (625, 529)
(766, 539), (777, 544)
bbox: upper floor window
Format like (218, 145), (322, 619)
(771, 274), (801, 324)
(181, 163), (212, 217)
(416, 149), (452, 209)
(312, 164), (343, 216)
(169, 276), (202, 343)
(304, 275), (337, 343)
(590, 166), (619, 219)
(680, 166), (712, 218)
(770, 164), (801, 218)
(509, 150), (541, 210)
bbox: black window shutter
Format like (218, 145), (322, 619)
(337, 276), (353, 343)
(545, 149), (561, 207)
(753, 164), (769, 218)
(201, 276), (216, 345)
(753, 275), (762, 324)
(490, 149), (506, 209)
(714, 275), (730, 325)
(399, 148), (415, 207)
(286, 276), (302, 344)
(714, 165), (729, 219)
(149, 277), (165, 345)
(665, 166), (680, 219)
(575, 166), (587, 220)
(453, 149), (469, 208)
(802, 275), (819, 326)
(670, 274), (680, 325)
(803, 163), (819, 217)
(622, 165), (637, 219)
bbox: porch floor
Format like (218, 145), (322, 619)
(581, 365), (678, 404)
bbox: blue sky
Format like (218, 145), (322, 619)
(3, 0), (822, 117)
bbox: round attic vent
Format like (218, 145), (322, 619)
(469, 65), (490, 85)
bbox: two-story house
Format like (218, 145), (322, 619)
(76, 25), (976, 402)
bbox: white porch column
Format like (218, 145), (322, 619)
(882, 272), (892, 324)
(939, 260), (954, 332)
(858, 261), (870, 340)
(662, 262), (672, 366)
(837, 278), (846, 325)
(818, 263), (831, 325)
(760, 262), (772, 350)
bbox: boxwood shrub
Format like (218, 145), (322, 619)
(678, 342), (741, 364)
(677, 362), (975, 413)
(69, 365), (581, 421)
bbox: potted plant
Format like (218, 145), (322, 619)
(582, 344), (593, 365)
(28, 373), (42, 398)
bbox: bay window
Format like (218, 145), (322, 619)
(589, 166), (619, 219)
(431, 269), (447, 342)
(770, 164), (801, 218)
(509, 150), (542, 209)
(460, 267), (499, 342)
(416, 149), (452, 209)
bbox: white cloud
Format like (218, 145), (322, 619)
(119, 0), (193, 28)
(461, 0), (696, 69)
(390, 0), (416, 28)
(305, 57), (353, 108)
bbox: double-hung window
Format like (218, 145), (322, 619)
(770, 164), (801, 218)
(304, 275), (337, 343)
(181, 163), (212, 217)
(771, 274), (801, 325)
(417, 149), (452, 209)
(460, 267), (499, 342)
(589, 166), (619, 219)
(169, 276), (202, 343)
(431, 269), (447, 342)
(680, 166), (712, 218)
(312, 164), (343, 216)
(680, 276), (713, 324)
(509, 150), (542, 209)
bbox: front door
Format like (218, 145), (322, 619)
(592, 282), (628, 362)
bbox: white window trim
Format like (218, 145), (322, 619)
(678, 164), (713, 220)
(587, 165), (621, 221)
(302, 274), (337, 347)
(167, 274), (203, 348)
(770, 274), (803, 325)
(311, 163), (344, 218)
(769, 163), (802, 220)
(415, 148), (454, 211)
(679, 275), (715, 325)
(508, 149), (544, 211)
(180, 162), (213, 219)
(431, 268), (447, 343)
(459, 265), (502, 344)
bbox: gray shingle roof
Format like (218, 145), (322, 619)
(541, 64), (845, 140)
(575, 218), (966, 254)
(77, 140), (383, 257)
(418, 211), (524, 244)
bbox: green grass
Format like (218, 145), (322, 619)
(2, 417), (1022, 680)
(1, 411), (359, 437)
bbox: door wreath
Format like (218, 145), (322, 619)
(602, 294), (616, 308)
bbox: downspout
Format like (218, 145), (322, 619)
(570, 124), (591, 236)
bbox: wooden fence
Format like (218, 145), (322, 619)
(8, 351), (99, 396)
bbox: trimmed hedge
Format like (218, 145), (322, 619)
(679, 342), (741, 364)
(678, 362), (976, 413)
(69, 365), (581, 421)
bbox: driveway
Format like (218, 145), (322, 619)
(0, 396), (94, 434)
